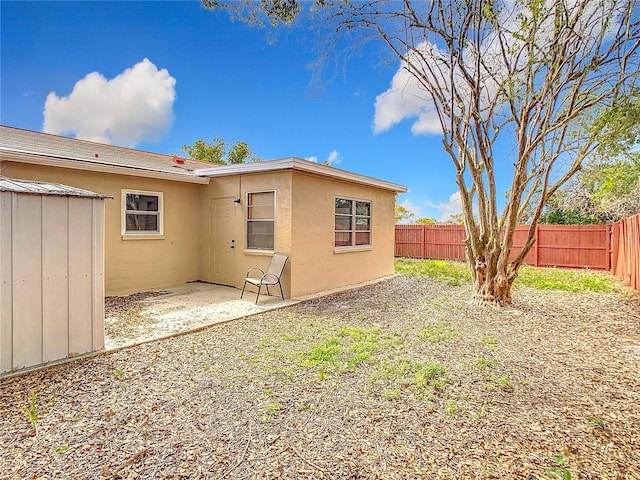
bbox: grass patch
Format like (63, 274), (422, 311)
(297, 326), (384, 374)
(418, 321), (461, 343)
(546, 451), (572, 479)
(22, 392), (40, 431)
(495, 374), (513, 391)
(263, 402), (284, 420)
(299, 338), (342, 367)
(481, 336), (498, 349)
(445, 400), (459, 416)
(516, 265), (619, 293)
(476, 356), (497, 370)
(382, 387), (401, 401)
(372, 358), (448, 398)
(395, 258), (471, 285)
(395, 258), (624, 293)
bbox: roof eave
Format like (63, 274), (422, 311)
(0, 149), (210, 185)
(195, 158), (407, 193)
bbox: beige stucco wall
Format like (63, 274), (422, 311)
(0, 162), (202, 295)
(2, 161), (397, 300)
(198, 172), (293, 297)
(290, 171), (396, 298)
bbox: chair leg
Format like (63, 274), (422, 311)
(255, 285), (261, 305)
(241, 280), (247, 299)
(278, 281), (284, 300)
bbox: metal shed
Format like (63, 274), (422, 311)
(0, 176), (110, 375)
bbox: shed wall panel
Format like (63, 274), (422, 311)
(42, 196), (70, 362)
(68, 198), (94, 356)
(1, 183), (107, 376)
(12, 194), (43, 369)
(92, 199), (105, 350)
(0, 192), (13, 373)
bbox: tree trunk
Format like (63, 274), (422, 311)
(465, 229), (524, 307)
(472, 264), (516, 306)
(465, 223), (540, 306)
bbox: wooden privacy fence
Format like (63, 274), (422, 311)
(611, 214), (640, 291)
(395, 224), (612, 270)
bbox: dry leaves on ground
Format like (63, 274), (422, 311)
(105, 291), (169, 342)
(1, 276), (639, 479)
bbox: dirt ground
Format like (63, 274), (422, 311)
(1, 275), (639, 479)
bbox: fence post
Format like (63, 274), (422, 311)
(420, 225), (426, 260)
(606, 224), (612, 272)
(534, 224), (540, 267)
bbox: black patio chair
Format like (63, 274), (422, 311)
(240, 253), (289, 305)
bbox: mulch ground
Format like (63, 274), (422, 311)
(1, 275), (639, 479)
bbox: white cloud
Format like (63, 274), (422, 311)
(373, 60), (442, 135)
(373, 36), (504, 136)
(326, 150), (340, 164)
(399, 198), (422, 219)
(426, 191), (463, 222)
(43, 58), (176, 147)
(374, 0), (622, 137)
(305, 149), (341, 165)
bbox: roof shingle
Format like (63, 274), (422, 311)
(0, 125), (214, 179)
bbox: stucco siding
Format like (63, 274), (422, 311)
(0, 162), (202, 295)
(290, 171), (396, 298)
(198, 172), (293, 297)
(2, 159), (399, 302)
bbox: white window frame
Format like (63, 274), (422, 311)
(334, 197), (372, 250)
(121, 189), (164, 237)
(246, 190), (275, 251)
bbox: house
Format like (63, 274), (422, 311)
(0, 125), (406, 299)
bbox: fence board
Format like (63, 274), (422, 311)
(396, 224), (612, 270)
(396, 217), (638, 291)
(612, 214), (640, 291)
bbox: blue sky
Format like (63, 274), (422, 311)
(1, 0), (488, 221)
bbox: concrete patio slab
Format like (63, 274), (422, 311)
(105, 282), (298, 350)
(104, 276), (397, 352)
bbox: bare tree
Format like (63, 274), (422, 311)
(205, 0), (640, 305)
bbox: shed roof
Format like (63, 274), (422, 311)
(0, 176), (111, 198)
(0, 126), (211, 184)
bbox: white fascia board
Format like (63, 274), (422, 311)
(0, 149), (210, 185)
(195, 157), (407, 193)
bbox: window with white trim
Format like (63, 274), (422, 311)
(122, 190), (163, 235)
(247, 191), (275, 250)
(335, 197), (371, 248)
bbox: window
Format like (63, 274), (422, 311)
(247, 191), (275, 250)
(122, 190), (163, 235)
(335, 197), (371, 248)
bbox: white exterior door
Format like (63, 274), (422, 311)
(210, 197), (237, 286)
